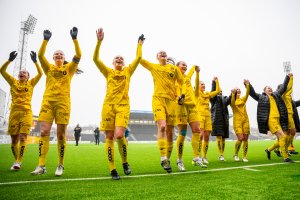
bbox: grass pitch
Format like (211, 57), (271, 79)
(0, 140), (299, 199)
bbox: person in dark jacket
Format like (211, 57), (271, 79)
(74, 124), (82, 146)
(249, 74), (293, 163)
(289, 100), (300, 154)
(210, 81), (231, 161)
(94, 127), (100, 145)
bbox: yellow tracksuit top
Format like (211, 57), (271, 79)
(269, 96), (280, 118)
(93, 41), (142, 105)
(140, 59), (185, 101)
(195, 72), (220, 116)
(175, 66), (197, 105)
(38, 39), (81, 101)
(282, 76), (293, 114)
(0, 61), (42, 111)
(231, 84), (250, 122)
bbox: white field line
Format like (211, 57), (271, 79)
(0, 161), (298, 186)
(242, 167), (261, 172)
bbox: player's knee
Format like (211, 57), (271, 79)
(159, 125), (166, 133)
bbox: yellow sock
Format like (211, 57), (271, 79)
(202, 141), (209, 158)
(279, 135), (288, 159)
(287, 135), (294, 151)
(222, 138), (226, 155)
(106, 139), (115, 171)
(243, 141), (248, 158)
(176, 135), (185, 160)
(268, 141), (279, 151)
(199, 139), (202, 158)
(17, 140), (27, 163)
(235, 140), (242, 155)
(191, 133), (200, 158)
(117, 137), (127, 163)
(57, 138), (66, 165)
(288, 135), (295, 151)
(38, 136), (50, 166)
(11, 144), (19, 161)
(166, 141), (173, 159)
(158, 138), (167, 157)
(216, 136), (223, 156)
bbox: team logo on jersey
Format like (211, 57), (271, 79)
(169, 72), (175, 78)
(63, 71), (67, 75)
(25, 88), (28, 92)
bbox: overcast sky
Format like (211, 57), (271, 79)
(0, 0), (299, 128)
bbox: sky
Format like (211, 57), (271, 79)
(0, 0), (300, 128)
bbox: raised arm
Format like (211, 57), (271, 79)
(38, 30), (52, 73)
(210, 79), (217, 104)
(295, 100), (300, 107)
(241, 79), (250, 102)
(277, 75), (290, 95)
(186, 65), (196, 80)
(224, 93), (232, 106)
(209, 77), (221, 98)
(194, 67), (200, 97)
(249, 82), (260, 102)
(284, 73), (293, 96)
(69, 27), (82, 75)
(92, 28), (110, 77)
(0, 51), (17, 85)
(29, 51), (43, 87)
(128, 34), (144, 75)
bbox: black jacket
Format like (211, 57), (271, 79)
(210, 80), (231, 138)
(292, 100), (300, 132)
(249, 75), (289, 134)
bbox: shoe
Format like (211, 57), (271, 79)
(274, 149), (282, 157)
(289, 150), (299, 155)
(219, 156), (225, 161)
(202, 157), (209, 164)
(192, 158), (207, 168)
(177, 160), (185, 172)
(288, 152), (292, 157)
(55, 165), (64, 176)
(110, 169), (120, 180)
(31, 166), (47, 175)
(122, 162), (131, 175)
(234, 155), (240, 162)
(265, 149), (271, 160)
(10, 162), (21, 171)
(242, 157), (248, 162)
(283, 158), (294, 163)
(161, 159), (172, 173)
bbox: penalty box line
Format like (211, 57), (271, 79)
(0, 161), (299, 186)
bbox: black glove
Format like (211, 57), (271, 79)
(43, 30), (52, 41)
(178, 94), (185, 105)
(30, 51), (37, 63)
(138, 34), (145, 42)
(8, 51), (17, 62)
(70, 27), (78, 39)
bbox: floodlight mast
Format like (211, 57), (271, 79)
(3, 15), (37, 126)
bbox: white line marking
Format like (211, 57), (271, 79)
(242, 167), (261, 172)
(0, 161), (298, 186)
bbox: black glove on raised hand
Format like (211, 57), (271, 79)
(43, 30), (52, 41)
(8, 51), (17, 62)
(30, 51), (37, 63)
(138, 34), (145, 42)
(178, 94), (185, 105)
(70, 27), (78, 40)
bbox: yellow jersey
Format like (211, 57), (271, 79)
(38, 39), (81, 101)
(282, 76), (293, 114)
(140, 59), (185, 100)
(93, 41), (142, 104)
(0, 61), (42, 111)
(231, 84), (250, 121)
